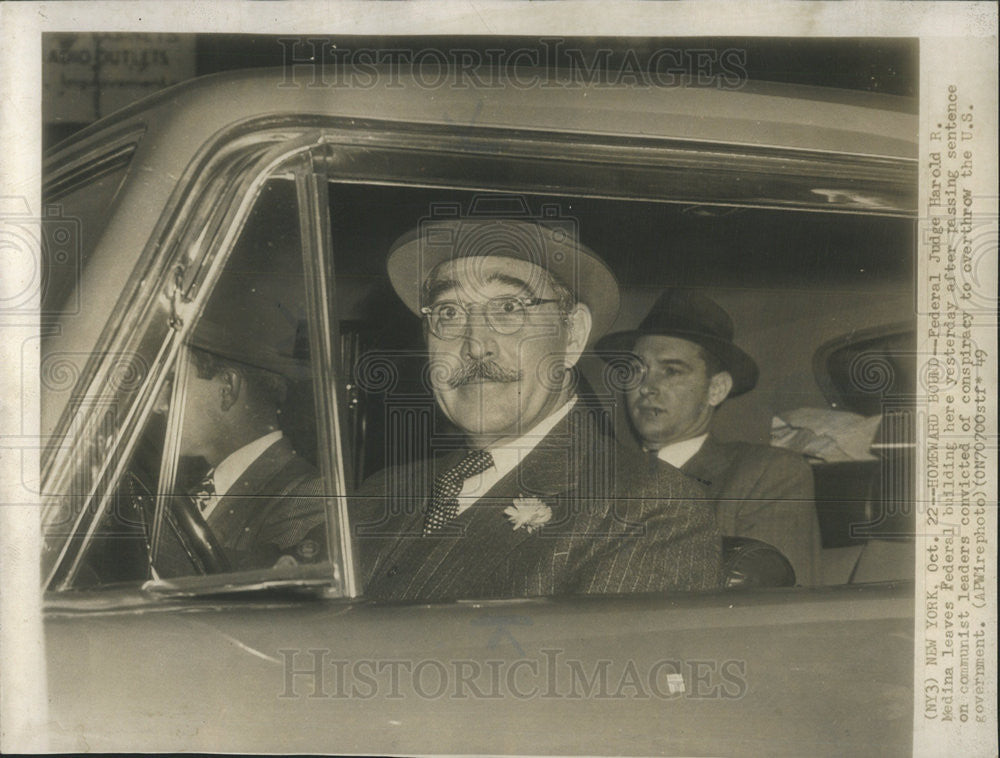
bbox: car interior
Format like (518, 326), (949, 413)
(59, 166), (916, 593)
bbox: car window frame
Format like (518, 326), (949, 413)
(305, 124), (916, 597)
(43, 114), (918, 599)
(42, 131), (353, 593)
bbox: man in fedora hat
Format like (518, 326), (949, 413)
(153, 256), (327, 575)
(598, 288), (821, 586)
(351, 218), (721, 601)
(163, 345), (325, 573)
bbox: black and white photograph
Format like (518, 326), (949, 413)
(1, 3), (996, 757)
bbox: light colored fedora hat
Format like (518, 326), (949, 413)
(386, 218), (620, 343)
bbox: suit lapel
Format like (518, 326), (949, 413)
(371, 411), (587, 598)
(455, 408), (579, 532)
(399, 449), (467, 535)
(361, 448), (466, 576)
(681, 435), (732, 492)
(207, 439), (294, 548)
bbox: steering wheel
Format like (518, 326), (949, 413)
(124, 471), (232, 576)
(165, 494), (233, 574)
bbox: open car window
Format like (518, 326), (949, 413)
(329, 182), (915, 590)
(43, 119), (915, 598)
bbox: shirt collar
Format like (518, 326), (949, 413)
(654, 433), (708, 469)
(486, 397), (577, 481)
(211, 430), (283, 498)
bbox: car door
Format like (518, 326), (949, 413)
(42, 80), (916, 757)
(41, 130), (353, 595)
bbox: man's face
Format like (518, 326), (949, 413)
(152, 362), (221, 460)
(177, 360), (226, 461)
(424, 256), (586, 443)
(625, 335), (731, 449)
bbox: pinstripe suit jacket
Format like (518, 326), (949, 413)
(681, 436), (821, 586)
(353, 407), (722, 601)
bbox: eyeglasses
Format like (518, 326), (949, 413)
(420, 296), (562, 340)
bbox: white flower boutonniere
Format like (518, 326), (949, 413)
(504, 496), (552, 534)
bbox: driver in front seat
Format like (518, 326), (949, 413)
(166, 343), (325, 572)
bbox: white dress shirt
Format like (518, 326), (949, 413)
(201, 430), (283, 519)
(455, 398), (577, 514)
(654, 433), (708, 470)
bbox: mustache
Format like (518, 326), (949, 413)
(447, 359), (523, 388)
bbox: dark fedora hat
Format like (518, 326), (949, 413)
(188, 263), (311, 380)
(387, 219), (620, 344)
(596, 288), (759, 396)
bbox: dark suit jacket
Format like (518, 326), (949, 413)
(680, 436), (821, 586)
(352, 407), (722, 601)
(206, 437), (325, 570)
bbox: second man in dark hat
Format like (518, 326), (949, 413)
(598, 288), (821, 586)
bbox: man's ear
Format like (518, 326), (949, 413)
(218, 367), (243, 412)
(707, 371), (733, 407)
(563, 303), (593, 369)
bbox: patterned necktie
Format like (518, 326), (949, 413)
(423, 449), (494, 535)
(191, 468), (216, 514)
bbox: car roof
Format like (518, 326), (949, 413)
(49, 65), (917, 165)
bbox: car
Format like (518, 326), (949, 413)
(40, 65), (916, 755)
